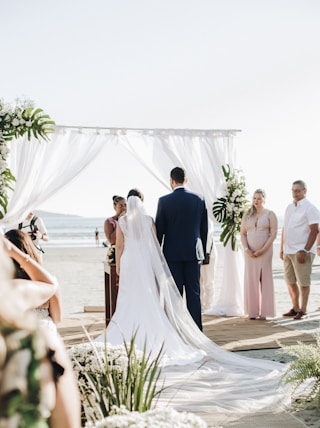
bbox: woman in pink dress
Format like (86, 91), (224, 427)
(240, 189), (278, 320)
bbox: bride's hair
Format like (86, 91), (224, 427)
(127, 188), (144, 201)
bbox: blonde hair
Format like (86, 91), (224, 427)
(244, 189), (266, 220)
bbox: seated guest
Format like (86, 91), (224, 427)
(5, 229), (62, 328)
(0, 235), (80, 427)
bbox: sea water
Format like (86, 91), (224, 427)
(39, 211), (282, 248)
(39, 213), (106, 248)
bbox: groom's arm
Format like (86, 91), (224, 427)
(155, 198), (165, 246)
(200, 200), (208, 253)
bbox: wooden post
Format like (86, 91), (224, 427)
(103, 261), (119, 326)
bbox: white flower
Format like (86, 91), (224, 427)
(107, 245), (116, 264)
(85, 406), (208, 428)
(12, 118), (20, 127)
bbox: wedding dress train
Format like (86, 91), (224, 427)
(95, 196), (291, 415)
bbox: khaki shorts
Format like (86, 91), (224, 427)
(284, 253), (315, 287)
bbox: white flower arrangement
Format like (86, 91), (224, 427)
(68, 341), (144, 375)
(106, 244), (116, 264)
(212, 164), (249, 251)
(69, 339), (214, 427)
(85, 405), (208, 428)
(0, 97), (55, 219)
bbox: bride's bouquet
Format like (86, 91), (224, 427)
(106, 245), (116, 264)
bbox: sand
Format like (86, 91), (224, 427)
(43, 243), (320, 427)
(42, 243), (320, 319)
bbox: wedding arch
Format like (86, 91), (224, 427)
(2, 126), (240, 226)
(2, 125), (244, 316)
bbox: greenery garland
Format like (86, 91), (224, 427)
(212, 164), (249, 251)
(0, 98), (55, 219)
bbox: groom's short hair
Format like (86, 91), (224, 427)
(170, 167), (185, 184)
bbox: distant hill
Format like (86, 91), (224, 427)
(35, 210), (82, 218)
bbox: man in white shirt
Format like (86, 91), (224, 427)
(280, 180), (319, 320)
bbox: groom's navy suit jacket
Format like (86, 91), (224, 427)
(155, 187), (208, 262)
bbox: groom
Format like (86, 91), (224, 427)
(155, 167), (208, 330)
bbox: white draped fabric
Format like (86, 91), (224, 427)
(116, 128), (238, 220)
(1, 128), (115, 227)
(205, 239), (245, 316)
(2, 126), (244, 315)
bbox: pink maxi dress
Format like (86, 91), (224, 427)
(243, 210), (276, 318)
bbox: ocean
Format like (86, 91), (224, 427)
(38, 211), (283, 248)
(39, 212), (106, 248)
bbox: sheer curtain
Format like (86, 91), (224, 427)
(2, 126), (244, 316)
(117, 129), (238, 219)
(1, 127), (115, 227)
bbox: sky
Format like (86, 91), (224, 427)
(1, 0), (320, 218)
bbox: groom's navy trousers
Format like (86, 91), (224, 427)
(166, 260), (202, 329)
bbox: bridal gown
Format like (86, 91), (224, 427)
(95, 196), (291, 416)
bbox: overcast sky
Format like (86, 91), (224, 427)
(2, 0), (320, 217)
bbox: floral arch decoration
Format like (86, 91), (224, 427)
(0, 98), (55, 219)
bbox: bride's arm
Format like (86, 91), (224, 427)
(152, 220), (157, 235)
(115, 224), (124, 276)
(3, 238), (58, 311)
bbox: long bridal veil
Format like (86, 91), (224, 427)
(103, 196), (291, 415)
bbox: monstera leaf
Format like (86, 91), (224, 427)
(212, 196), (228, 223)
(3, 107), (55, 142)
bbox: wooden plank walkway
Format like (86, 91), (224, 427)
(57, 312), (316, 350)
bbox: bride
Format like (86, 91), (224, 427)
(96, 189), (291, 415)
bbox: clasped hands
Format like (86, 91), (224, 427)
(247, 248), (262, 258)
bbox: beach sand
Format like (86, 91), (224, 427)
(43, 243), (320, 319)
(43, 243), (320, 427)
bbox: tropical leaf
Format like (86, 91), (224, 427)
(212, 197), (227, 223)
(279, 332), (320, 409)
(70, 330), (164, 424)
(222, 163), (231, 180)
